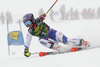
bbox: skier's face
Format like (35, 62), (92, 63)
(24, 20), (33, 28)
(27, 23), (33, 28)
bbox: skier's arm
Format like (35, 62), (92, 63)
(24, 32), (32, 57)
(25, 32), (32, 49)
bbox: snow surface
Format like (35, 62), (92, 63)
(0, 0), (100, 67)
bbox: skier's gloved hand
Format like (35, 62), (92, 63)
(35, 13), (46, 23)
(24, 48), (31, 57)
(39, 13), (46, 21)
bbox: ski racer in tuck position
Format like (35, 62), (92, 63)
(23, 13), (90, 57)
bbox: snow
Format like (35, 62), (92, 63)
(1, 20), (100, 67)
(0, 0), (100, 67)
(0, 48), (100, 67)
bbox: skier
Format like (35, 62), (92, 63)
(23, 13), (90, 57)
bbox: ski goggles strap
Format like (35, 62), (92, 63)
(24, 20), (32, 27)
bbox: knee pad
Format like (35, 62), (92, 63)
(39, 39), (54, 49)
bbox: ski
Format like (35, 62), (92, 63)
(31, 45), (100, 57)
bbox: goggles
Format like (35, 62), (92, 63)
(24, 20), (32, 27)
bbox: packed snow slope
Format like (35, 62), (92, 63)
(0, 19), (100, 67)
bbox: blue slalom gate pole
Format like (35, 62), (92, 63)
(19, 20), (22, 32)
(7, 19), (10, 55)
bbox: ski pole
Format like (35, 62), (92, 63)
(45, 0), (58, 15)
(31, 52), (39, 55)
(31, 51), (62, 57)
(39, 0), (58, 21)
(31, 52), (54, 57)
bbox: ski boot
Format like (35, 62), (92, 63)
(71, 39), (90, 52)
(79, 39), (90, 48)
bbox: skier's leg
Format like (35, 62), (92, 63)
(48, 30), (68, 44)
(55, 31), (80, 45)
(55, 31), (90, 47)
(48, 29), (80, 46)
(39, 38), (59, 49)
(39, 38), (71, 53)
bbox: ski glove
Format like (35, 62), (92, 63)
(35, 13), (46, 23)
(39, 13), (46, 21)
(24, 48), (31, 57)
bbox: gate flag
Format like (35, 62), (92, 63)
(7, 20), (25, 55)
(8, 31), (24, 45)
